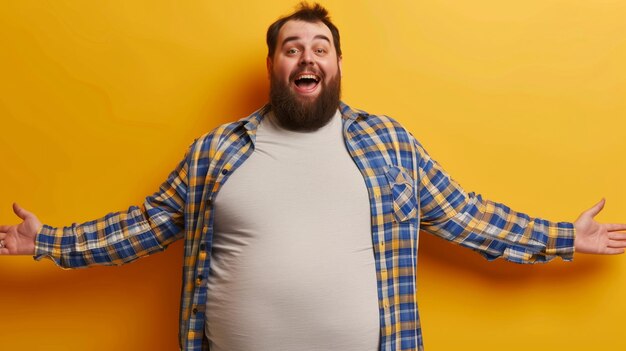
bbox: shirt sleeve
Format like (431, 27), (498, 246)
(33, 151), (189, 269)
(415, 140), (575, 264)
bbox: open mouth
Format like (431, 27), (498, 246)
(293, 73), (321, 92)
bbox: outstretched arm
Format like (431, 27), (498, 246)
(574, 199), (626, 255)
(1, 141), (191, 267)
(0, 203), (41, 255)
(414, 136), (626, 262)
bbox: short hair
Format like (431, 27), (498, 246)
(266, 2), (342, 59)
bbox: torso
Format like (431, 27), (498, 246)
(205, 111), (380, 351)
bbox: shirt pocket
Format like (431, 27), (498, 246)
(384, 165), (418, 222)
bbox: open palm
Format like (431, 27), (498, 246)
(0, 203), (41, 255)
(574, 199), (626, 255)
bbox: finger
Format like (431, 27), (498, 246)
(12, 202), (31, 220)
(584, 198), (606, 218)
(608, 232), (626, 240)
(603, 248), (625, 255)
(608, 240), (626, 249)
(606, 223), (626, 232)
(0, 248), (9, 255)
(0, 225), (10, 232)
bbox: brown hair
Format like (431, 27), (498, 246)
(266, 2), (342, 58)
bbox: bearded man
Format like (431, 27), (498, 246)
(1, 3), (626, 351)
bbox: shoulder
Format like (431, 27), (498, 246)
(186, 105), (266, 161)
(340, 102), (416, 145)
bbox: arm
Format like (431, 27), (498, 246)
(415, 141), (626, 262)
(0, 150), (189, 268)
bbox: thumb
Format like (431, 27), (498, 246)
(583, 198), (606, 218)
(12, 202), (32, 221)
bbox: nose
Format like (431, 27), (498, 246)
(299, 49), (314, 66)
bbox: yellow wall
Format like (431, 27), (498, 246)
(1, 1), (625, 350)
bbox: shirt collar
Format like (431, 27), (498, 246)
(236, 101), (369, 144)
(339, 101), (369, 121)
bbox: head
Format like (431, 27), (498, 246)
(265, 2), (342, 131)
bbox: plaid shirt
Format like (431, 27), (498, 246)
(35, 102), (575, 351)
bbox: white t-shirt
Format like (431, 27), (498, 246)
(206, 110), (379, 351)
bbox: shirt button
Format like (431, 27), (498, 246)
(221, 169), (229, 175)
(192, 307), (198, 314)
(199, 243), (206, 251)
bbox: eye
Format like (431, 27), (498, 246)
(314, 48), (327, 55)
(286, 48), (300, 55)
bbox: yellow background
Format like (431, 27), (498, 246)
(1, 0), (625, 350)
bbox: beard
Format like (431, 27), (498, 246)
(268, 70), (341, 132)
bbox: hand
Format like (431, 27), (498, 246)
(574, 199), (626, 255)
(0, 203), (41, 255)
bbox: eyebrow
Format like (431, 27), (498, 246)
(281, 34), (331, 47)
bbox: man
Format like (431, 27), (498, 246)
(1, 3), (625, 351)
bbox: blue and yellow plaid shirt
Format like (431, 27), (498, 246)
(35, 102), (575, 351)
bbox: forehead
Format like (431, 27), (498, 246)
(277, 20), (334, 46)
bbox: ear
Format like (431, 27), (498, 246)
(266, 56), (272, 80)
(338, 56), (343, 77)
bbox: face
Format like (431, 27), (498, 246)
(267, 20), (342, 131)
(268, 20), (342, 99)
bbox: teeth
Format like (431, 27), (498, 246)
(297, 74), (319, 82)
